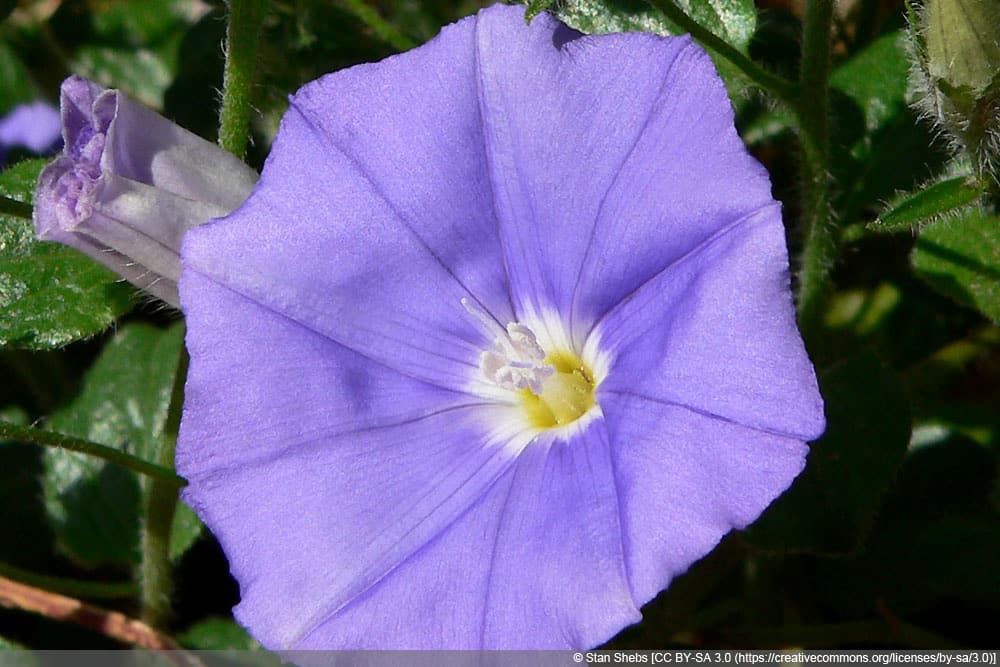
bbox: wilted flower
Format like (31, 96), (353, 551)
(177, 4), (824, 650)
(0, 101), (61, 161)
(33, 76), (258, 306)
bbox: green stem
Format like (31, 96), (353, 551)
(139, 348), (189, 628)
(217, 0), (268, 159)
(0, 561), (138, 600)
(339, 0), (416, 51)
(794, 0), (835, 341)
(0, 420), (185, 486)
(0, 194), (32, 220)
(644, 0), (799, 104)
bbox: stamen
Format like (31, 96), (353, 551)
(480, 322), (555, 394)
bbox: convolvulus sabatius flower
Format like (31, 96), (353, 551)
(178, 4), (824, 649)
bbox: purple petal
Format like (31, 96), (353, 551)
(95, 84), (257, 209)
(293, 421), (639, 649)
(0, 101), (61, 154)
(474, 7), (775, 343)
(59, 76), (109, 163)
(600, 392), (808, 605)
(182, 60), (505, 393)
(287, 16), (513, 325)
(178, 273), (524, 649)
(591, 208), (824, 440)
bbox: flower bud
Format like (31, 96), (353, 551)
(924, 0), (1000, 96)
(910, 0), (1000, 178)
(34, 76), (258, 307)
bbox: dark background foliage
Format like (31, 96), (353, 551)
(0, 0), (997, 651)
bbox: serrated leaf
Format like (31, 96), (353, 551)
(748, 350), (911, 554)
(0, 159), (135, 349)
(870, 176), (984, 233)
(913, 208), (1000, 323)
(43, 323), (186, 566)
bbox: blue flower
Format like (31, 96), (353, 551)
(176, 4), (824, 649)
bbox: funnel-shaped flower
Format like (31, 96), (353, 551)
(0, 101), (61, 161)
(33, 76), (258, 306)
(177, 4), (824, 650)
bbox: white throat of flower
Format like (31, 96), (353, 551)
(462, 298), (598, 431)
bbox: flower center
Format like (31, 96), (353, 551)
(479, 322), (596, 429)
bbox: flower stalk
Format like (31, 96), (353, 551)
(0, 419), (185, 486)
(139, 345), (189, 628)
(218, 0), (268, 159)
(794, 0), (835, 341)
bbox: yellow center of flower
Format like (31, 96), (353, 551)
(518, 350), (596, 429)
(469, 304), (599, 431)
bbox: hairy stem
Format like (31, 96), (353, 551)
(644, 0), (799, 104)
(794, 0), (835, 341)
(139, 348), (189, 628)
(0, 420), (185, 486)
(218, 0), (268, 159)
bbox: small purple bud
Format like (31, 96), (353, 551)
(33, 76), (258, 307)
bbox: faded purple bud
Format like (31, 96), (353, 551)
(0, 101), (61, 158)
(33, 76), (258, 306)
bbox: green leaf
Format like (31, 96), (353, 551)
(539, 0), (756, 92)
(170, 500), (203, 561)
(43, 323), (191, 566)
(177, 618), (263, 650)
(870, 176), (985, 233)
(913, 207), (1000, 323)
(748, 350), (912, 554)
(73, 46), (173, 109)
(0, 407), (54, 567)
(525, 0), (557, 21)
(830, 32), (949, 224)
(831, 32), (909, 134)
(0, 159), (135, 350)
(547, 0), (755, 52)
(90, 0), (208, 47)
(0, 39), (36, 113)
